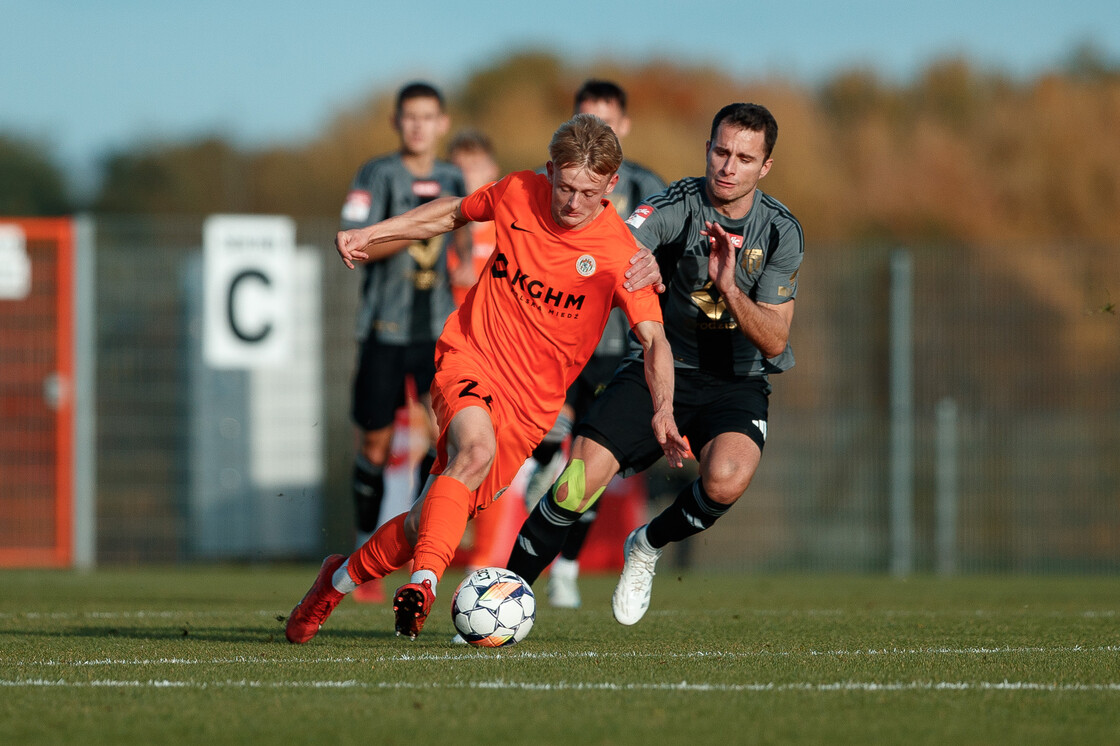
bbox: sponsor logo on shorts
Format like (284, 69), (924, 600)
(752, 419), (768, 441)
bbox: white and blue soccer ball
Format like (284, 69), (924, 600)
(451, 567), (535, 647)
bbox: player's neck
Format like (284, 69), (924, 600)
(399, 149), (436, 177)
(709, 186), (757, 221)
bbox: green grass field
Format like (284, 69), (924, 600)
(1, 566), (1117, 745)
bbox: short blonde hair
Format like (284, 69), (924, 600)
(548, 113), (622, 177)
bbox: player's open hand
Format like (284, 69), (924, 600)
(701, 221), (737, 296)
(652, 411), (692, 468)
(624, 245), (665, 294)
(335, 229), (370, 269)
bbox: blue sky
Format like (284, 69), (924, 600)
(2, 0), (1117, 194)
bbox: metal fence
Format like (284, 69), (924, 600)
(6, 214), (1119, 571)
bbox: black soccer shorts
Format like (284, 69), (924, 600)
(574, 360), (771, 477)
(351, 336), (437, 431)
(564, 351), (625, 418)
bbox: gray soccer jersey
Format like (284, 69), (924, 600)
(596, 160), (667, 358)
(340, 153), (466, 344)
(624, 177), (804, 377)
(610, 160), (666, 218)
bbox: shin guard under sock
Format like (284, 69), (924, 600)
(347, 513), (412, 583)
(410, 475), (471, 581)
(645, 479), (730, 549)
(559, 509), (596, 562)
(506, 495), (581, 585)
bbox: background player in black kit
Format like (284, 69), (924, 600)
(338, 82), (469, 602)
(508, 103), (804, 625)
(521, 80), (668, 609)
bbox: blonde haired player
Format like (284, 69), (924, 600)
(286, 114), (690, 642)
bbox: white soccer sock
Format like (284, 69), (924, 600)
(332, 560), (358, 594)
(410, 569), (438, 594)
(634, 525), (659, 556)
(551, 557), (579, 578)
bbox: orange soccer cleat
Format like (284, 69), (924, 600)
(285, 554), (346, 644)
(392, 579), (435, 640)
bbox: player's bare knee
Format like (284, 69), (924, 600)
(702, 464), (754, 504)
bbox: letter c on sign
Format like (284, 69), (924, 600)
(227, 269), (272, 343)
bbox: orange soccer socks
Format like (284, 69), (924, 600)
(346, 512), (413, 584)
(409, 474), (472, 583)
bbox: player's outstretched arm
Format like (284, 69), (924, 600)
(702, 220), (793, 358)
(335, 196), (468, 269)
(632, 320), (691, 467)
(623, 241), (665, 294)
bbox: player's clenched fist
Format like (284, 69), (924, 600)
(335, 229), (371, 269)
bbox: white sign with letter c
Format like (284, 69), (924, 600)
(203, 214), (296, 369)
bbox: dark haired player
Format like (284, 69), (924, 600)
(338, 82), (469, 601)
(523, 80), (668, 609)
(508, 103), (804, 625)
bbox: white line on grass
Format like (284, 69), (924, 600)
(2, 678), (1119, 693)
(5, 645), (1119, 668)
(2, 608), (1116, 621)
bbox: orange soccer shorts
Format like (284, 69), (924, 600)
(429, 348), (546, 519)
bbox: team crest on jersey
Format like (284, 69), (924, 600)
(625, 205), (654, 228)
(741, 247), (763, 274)
(341, 190), (372, 222)
(576, 254), (596, 277)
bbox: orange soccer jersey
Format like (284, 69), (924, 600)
(432, 170), (662, 509)
(346, 170), (663, 586)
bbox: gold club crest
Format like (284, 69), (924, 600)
(409, 238), (442, 290)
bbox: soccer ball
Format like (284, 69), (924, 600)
(451, 567), (535, 647)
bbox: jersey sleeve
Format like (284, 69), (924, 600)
(750, 216), (804, 305)
(340, 161), (387, 229)
(613, 283), (663, 330)
(460, 174), (512, 223)
(624, 190), (688, 251)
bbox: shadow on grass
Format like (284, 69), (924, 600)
(0, 624), (402, 644)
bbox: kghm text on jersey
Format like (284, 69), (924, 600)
(490, 252), (586, 314)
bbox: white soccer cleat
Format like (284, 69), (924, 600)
(612, 526), (661, 625)
(547, 558), (581, 609)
